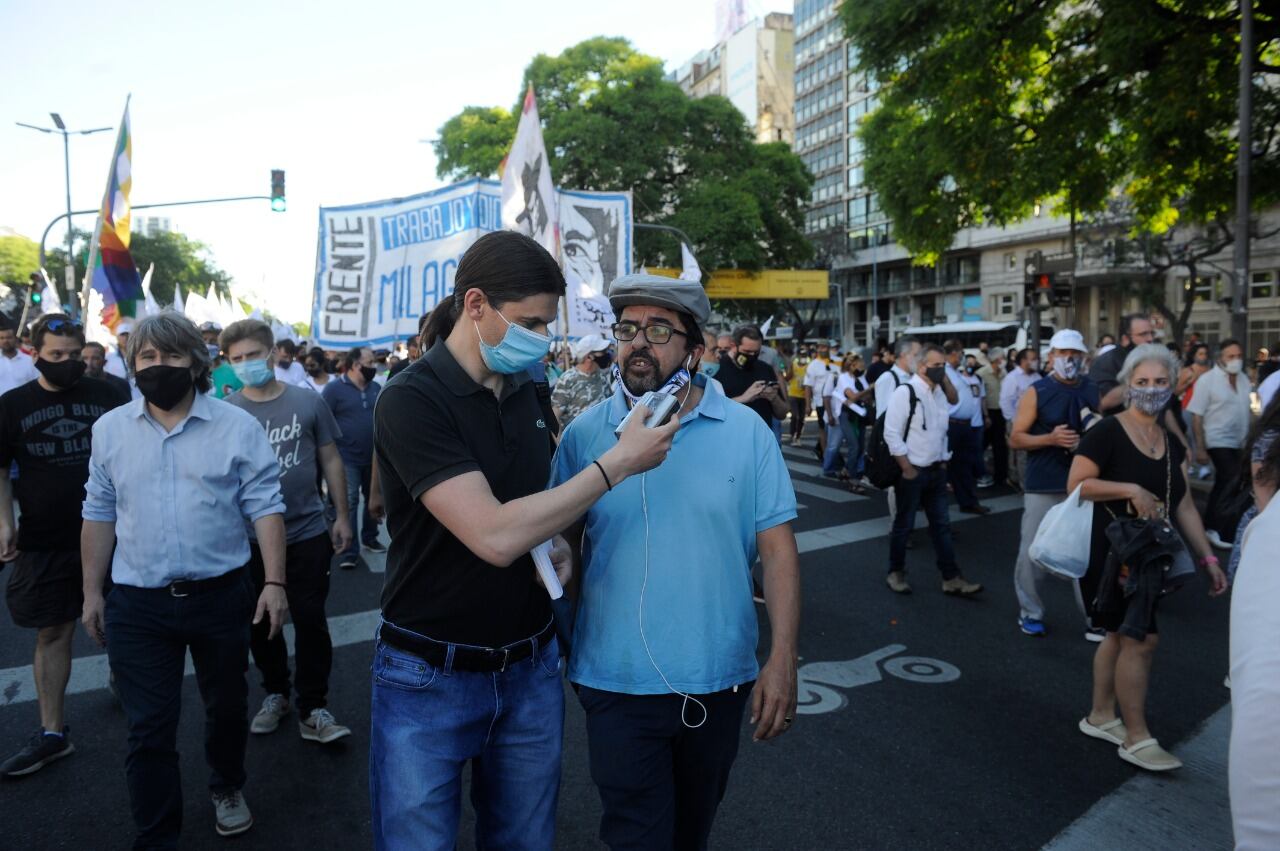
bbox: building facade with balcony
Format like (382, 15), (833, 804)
(794, 2), (1279, 354)
(670, 13), (796, 145)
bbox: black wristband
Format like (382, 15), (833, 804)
(593, 460), (613, 491)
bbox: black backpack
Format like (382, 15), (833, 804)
(865, 375), (920, 489)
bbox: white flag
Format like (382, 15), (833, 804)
(679, 243), (702, 282)
(140, 264), (161, 317)
(173, 281), (184, 314)
(501, 85), (558, 260)
(760, 315), (774, 337)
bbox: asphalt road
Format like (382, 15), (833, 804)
(0, 432), (1233, 850)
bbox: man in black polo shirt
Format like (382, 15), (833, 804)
(715, 324), (789, 425)
(1089, 313), (1155, 415)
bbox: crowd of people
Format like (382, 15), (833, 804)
(0, 229), (1276, 848)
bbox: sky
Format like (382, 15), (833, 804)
(1, 0), (774, 324)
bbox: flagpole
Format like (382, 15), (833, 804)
(80, 94), (132, 319)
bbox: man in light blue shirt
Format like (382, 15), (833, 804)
(79, 313), (288, 848)
(943, 339), (990, 514)
(550, 274), (800, 850)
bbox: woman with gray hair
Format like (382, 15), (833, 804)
(1067, 343), (1227, 772)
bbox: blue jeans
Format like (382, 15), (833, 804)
(369, 628), (564, 851)
(821, 418), (846, 475)
(889, 465), (959, 579)
(838, 412), (864, 479)
(343, 462), (379, 558)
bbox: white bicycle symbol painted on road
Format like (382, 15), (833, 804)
(797, 644), (961, 715)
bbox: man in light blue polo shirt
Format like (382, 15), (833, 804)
(943, 338), (989, 514)
(551, 273), (800, 851)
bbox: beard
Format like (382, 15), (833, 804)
(622, 350), (665, 396)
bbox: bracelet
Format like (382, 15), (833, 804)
(593, 460), (613, 491)
(264, 580), (287, 589)
(1198, 555), (1220, 567)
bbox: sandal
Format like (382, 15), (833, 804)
(1117, 738), (1183, 772)
(1078, 716), (1127, 746)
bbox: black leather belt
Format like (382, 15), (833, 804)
(128, 569), (246, 598)
(379, 619), (556, 673)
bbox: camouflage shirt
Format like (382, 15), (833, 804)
(552, 367), (613, 427)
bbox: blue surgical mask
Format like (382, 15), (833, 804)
(475, 309), (552, 374)
(232, 358), (274, 388)
(700, 360), (720, 379)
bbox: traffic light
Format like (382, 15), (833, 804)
(27, 273), (41, 306)
(270, 169), (286, 212)
(1025, 272), (1053, 308)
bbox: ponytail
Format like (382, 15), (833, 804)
(421, 230), (565, 350)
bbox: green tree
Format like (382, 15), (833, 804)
(47, 228), (232, 309)
(0, 234), (40, 284)
(431, 37), (814, 274)
(843, 0), (1279, 261)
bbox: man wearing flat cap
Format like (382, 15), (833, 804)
(550, 273), (801, 850)
(551, 333), (614, 428)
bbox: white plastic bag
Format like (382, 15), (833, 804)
(1029, 485), (1094, 580)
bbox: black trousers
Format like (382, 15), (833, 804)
(248, 533), (333, 716)
(985, 408), (1008, 482)
(947, 419), (981, 509)
(105, 575), (254, 850)
(1205, 447), (1244, 539)
(577, 684), (752, 851)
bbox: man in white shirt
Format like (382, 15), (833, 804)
(1000, 348), (1040, 489)
(102, 322), (132, 380)
(883, 343), (982, 597)
(804, 342), (838, 458)
(1187, 338), (1254, 546)
(943, 340), (990, 514)
(874, 338), (920, 414)
(273, 339), (308, 387)
(0, 323), (39, 395)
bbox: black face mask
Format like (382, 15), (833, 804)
(325, 359), (339, 374)
(359, 365), (378, 383)
(736, 351), (758, 368)
(35, 357), (86, 390)
(135, 365), (194, 411)
(853, 368), (864, 377)
(305, 363), (323, 377)
(925, 365), (947, 385)
(592, 352), (613, 369)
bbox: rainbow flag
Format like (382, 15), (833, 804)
(88, 98), (142, 323)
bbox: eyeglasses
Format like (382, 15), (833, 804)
(43, 318), (83, 334)
(612, 321), (687, 345)
(714, 347), (731, 356)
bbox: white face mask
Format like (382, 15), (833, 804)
(1224, 359), (1243, 375)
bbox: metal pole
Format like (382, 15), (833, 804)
(1232, 0), (1252, 345)
(61, 128), (76, 316)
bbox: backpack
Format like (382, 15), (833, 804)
(865, 375), (920, 490)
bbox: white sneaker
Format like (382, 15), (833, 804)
(300, 708), (351, 744)
(250, 694), (290, 735)
(212, 790), (253, 836)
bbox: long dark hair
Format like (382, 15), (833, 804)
(421, 231), (565, 348)
(1241, 394), (1280, 495)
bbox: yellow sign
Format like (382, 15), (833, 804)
(649, 268), (829, 300)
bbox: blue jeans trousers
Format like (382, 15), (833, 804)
(369, 627), (564, 851)
(342, 462), (380, 558)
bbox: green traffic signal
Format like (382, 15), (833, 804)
(30, 290), (41, 304)
(270, 169), (286, 213)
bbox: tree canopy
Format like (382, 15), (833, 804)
(843, 0), (1279, 260)
(0, 234), (40, 284)
(46, 228), (232, 309)
(432, 37), (814, 273)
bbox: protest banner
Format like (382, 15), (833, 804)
(311, 179), (630, 348)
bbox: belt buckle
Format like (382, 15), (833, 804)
(168, 581), (189, 598)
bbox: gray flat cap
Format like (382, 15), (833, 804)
(607, 273), (711, 326)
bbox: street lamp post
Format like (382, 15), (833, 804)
(16, 114), (113, 313)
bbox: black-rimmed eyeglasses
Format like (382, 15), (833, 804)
(611, 321), (687, 345)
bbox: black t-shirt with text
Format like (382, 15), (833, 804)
(0, 376), (125, 550)
(373, 342), (552, 646)
(715, 353), (778, 424)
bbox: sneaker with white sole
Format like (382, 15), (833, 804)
(0, 728), (74, 777)
(250, 694), (290, 735)
(1084, 627), (1107, 643)
(212, 790), (253, 836)
(300, 708), (351, 744)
